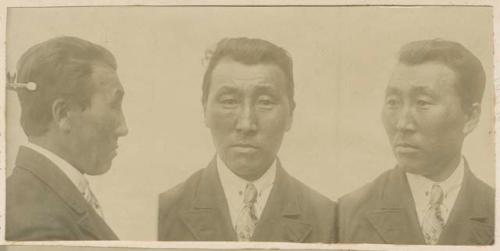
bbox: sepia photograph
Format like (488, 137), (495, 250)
(1, 0), (496, 249)
(2, 247), (376, 251)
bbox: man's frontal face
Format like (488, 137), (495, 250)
(382, 62), (467, 177)
(70, 65), (128, 175)
(204, 58), (293, 181)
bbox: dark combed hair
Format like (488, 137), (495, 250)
(16, 36), (117, 137)
(202, 37), (295, 110)
(398, 39), (486, 109)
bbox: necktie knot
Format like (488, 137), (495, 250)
(243, 183), (258, 205)
(429, 184), (444, 206)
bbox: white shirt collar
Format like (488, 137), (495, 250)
(25, 142), (90, 194)
(406, 157), (465, 225)
(216, 155), (277, 227)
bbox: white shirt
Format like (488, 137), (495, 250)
(26, 142), (91, 194)
(25, 142), (105, 219)
(216, 155), (277, 228)
(406, 157), (465, 226)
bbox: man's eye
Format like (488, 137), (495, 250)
(416, 99), (432, 107)
(256, 97), (275, 108)
(385, 98), (399, 107)
(259, 99), (273, 105)
(220, 98), (238, 106)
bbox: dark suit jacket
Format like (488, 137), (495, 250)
(6, 146), (119, 241)
(158, 158), (336, 242)
(338, 163), (495, 245)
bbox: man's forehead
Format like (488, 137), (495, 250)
(91, 65), (122, 86)
(212, 76), (279, 87)
(211, 59), (286, 83)
(388, 62), (457, 89)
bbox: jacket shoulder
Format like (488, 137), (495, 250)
(468, 172), (495, 216)
(284, 174), (336, 242)
(6, 167), (79, 240)
(339, 168), (394, 208)
(472, 173), (494, 197)
(159, 168), (204, 212)
(337, 168), (396, 227)
(157, 168), (206, 241)
(336, 168), (396, 242)
(288, 174), (335, 208)
(7, 167), (67, 213)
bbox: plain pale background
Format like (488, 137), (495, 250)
(6, 6), (494, 240)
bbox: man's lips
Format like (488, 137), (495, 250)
(230, 144), (258, 152)
(109, 145), (119, 157)
(394, 143), (420, 153)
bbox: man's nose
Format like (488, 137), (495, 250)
(395, 105), (416, 132)
(235, 102), (257, 134)
(115, 112), (129, 137)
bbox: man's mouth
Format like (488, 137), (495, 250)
(109, 145), (118, 157)
(394, 142), (420, 153)
(231, 144), (258, 153)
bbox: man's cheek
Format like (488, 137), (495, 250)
(212, 112), (237, 129)
(264, 113), (289, 132)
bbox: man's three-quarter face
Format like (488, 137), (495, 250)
(69, 64), (128, 175)
(204, 57), (293, 181)
(382, 62), (469, 178)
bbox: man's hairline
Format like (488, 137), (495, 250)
(61, 61), (117, 110)
(395, 60), (480, 109)
(203, 57), (294, 107)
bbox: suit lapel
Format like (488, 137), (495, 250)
(438, 163), (494, 245)
(252, 161), (312, 242)
(366, 167), (424, 244)
(78, 210), (119, 240)
(180, 158), (237, 241)
(15, 146), (118, 240)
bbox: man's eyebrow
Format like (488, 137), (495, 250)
(254, 84), (278, 93)
(411, 86), (433, 94)
(215, 85), (238, 94)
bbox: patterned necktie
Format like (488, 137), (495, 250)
(422, 184), (445, 245)
(235, 183), (258, 241)
(82, 185), (105, 218)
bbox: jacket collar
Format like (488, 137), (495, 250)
(437, 161), (494, 245)
(181, 157), (236, 241)
(252, 160), (313, 242)
(15, 146), (118, 240)
(366, 166), (424, 244)
(367, 162), (494, 245)
(181, 157), (312, 242)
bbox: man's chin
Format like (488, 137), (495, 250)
(398, 161), (426, 176)
(86, 161), (113, 176)
(226, 161), (270, 181)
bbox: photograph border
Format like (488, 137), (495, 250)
(0, 1), (497, 250)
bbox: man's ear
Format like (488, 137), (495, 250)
(202, 102), (210, 128)
(51, 98), (73, 132)
(462, 102), (481, 135)
(285, 101), (295, 132)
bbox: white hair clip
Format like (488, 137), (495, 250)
(7, 82), (38, 91)
(6, 72), (37, 91)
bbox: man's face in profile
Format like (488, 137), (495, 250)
(381, 62), (470, 178)
(68, 65), (128, 175)
(204, 58), (293, 181)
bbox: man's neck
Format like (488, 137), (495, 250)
(231, 164), (272, 182)
(422, 153), (462, 182)
(29, 136), (83, 174)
